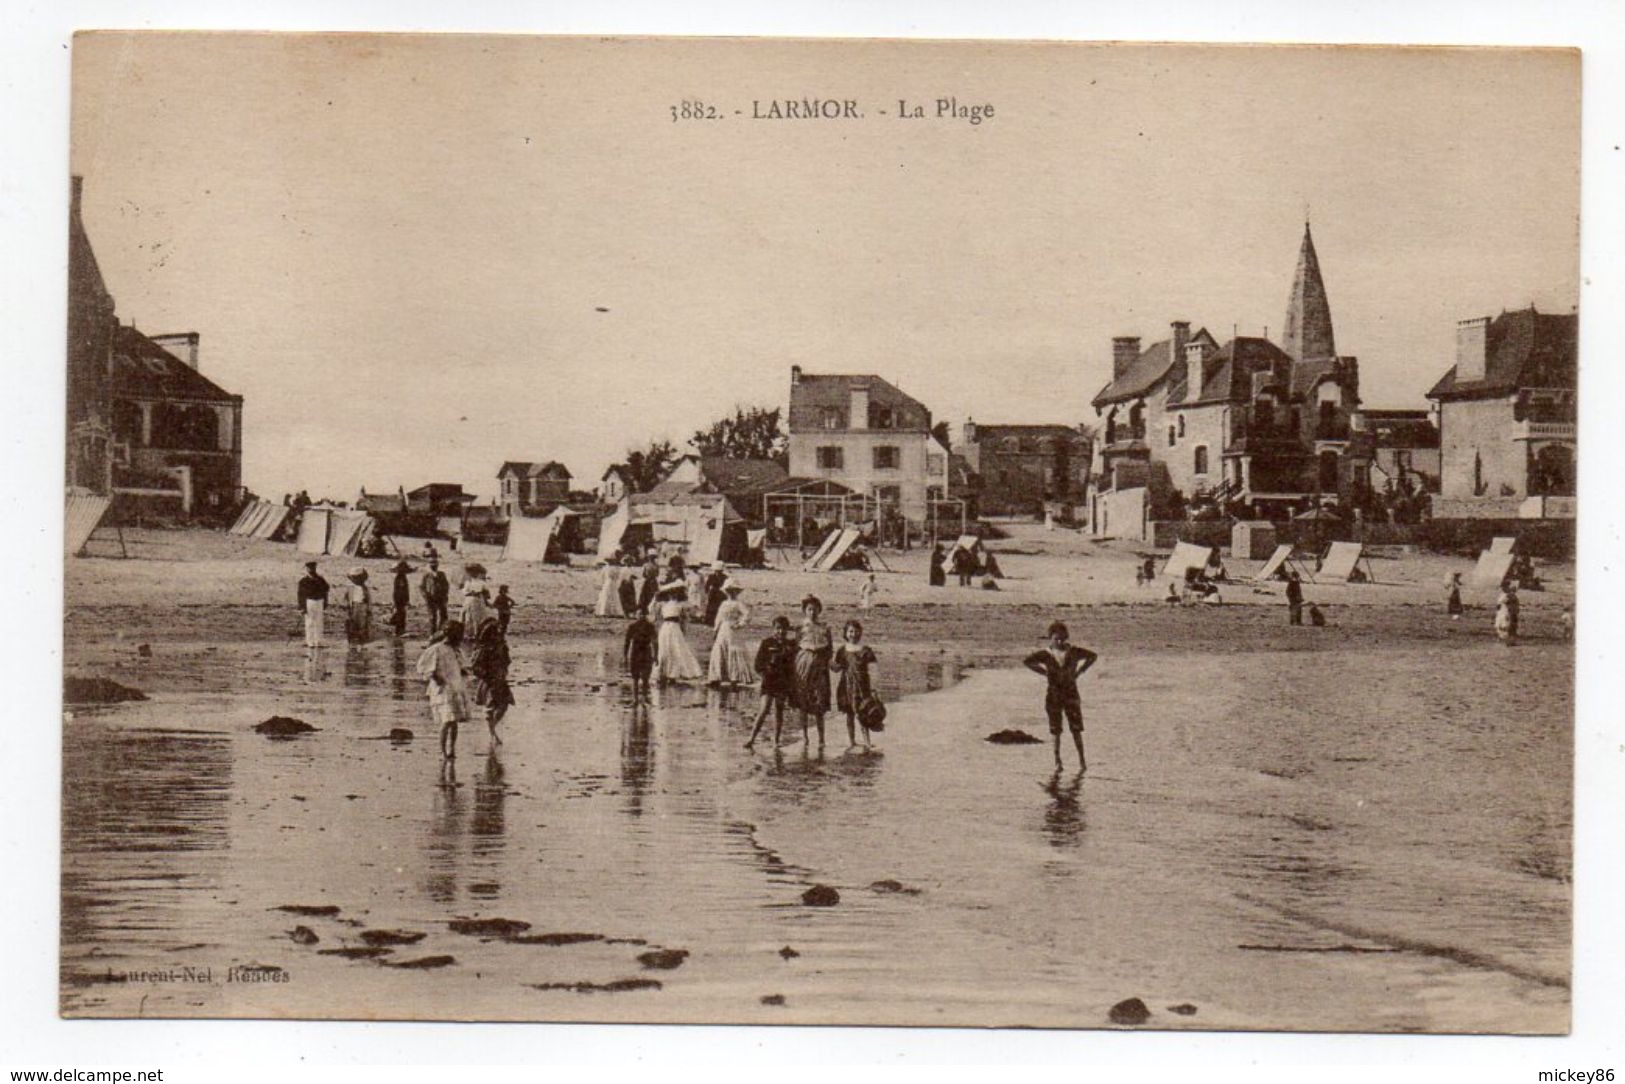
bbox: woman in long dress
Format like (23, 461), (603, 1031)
(832, 618), (879, 750)
(1495, 581), (1519, 646)
(792, 595), (833, 747)
(594, 562), (621, 617)
(417, 620), (471, 759)
(707, 582), (754, 687)
(345, 568), (372, 643)
(655, 583), (705, 683)
(1446, 572), (1464, 619)
(460, 562), (491, 632)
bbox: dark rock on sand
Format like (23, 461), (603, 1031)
(448, 917), (531, 938)
(778, 946), (800, 960)
(760, 994), (787, 1006)
(318, 946), (394, 960)
(274, 904), (341, 917)
(359, 929), (426, 946)
(381, 954), (457, 970)
(801, 885), (840, 907)
(1167, 1003), (1198, 1016)
(388, 728), (414, 742)
(137, 644), (153, 658)
(528, 978), (663, 993)
(63, 677), (148, 704)
(637, 948), (689, 970)
(985, 729), (1042, 745)
(255, 716), (316, 738)
(288, 925), (320, 945)
(870, 879), (922, 895)
(507, 932), (604, 946)
(1108, 997), (1152, 1025)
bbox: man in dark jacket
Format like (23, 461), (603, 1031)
(1286, 570), (1304, 626)
(420, 558), (450, 634)
(390, 560), (413, 637)
(297, 561), (329, 649)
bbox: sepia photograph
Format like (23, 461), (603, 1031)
(54, 30), (1582, 1036)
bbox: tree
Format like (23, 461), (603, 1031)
(931, 420), (952, 450)
(690, 405), (787, 466)
(618, 439), (679, 494)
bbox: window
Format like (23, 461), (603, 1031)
(821, 408), (842, 430)
(926, 452), (945, 476)
(1177, 415), (1186, 438)
(817, 446), (844, 469)
(1193, 445), (1209, 476)
(1167, 425), (1176, 448)
(873, 446), (900, 469)
(872, 405), (895, 429)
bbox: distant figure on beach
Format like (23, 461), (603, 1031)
(858, 571), (878, 610)
(493, 584), (514, 635)
(345, 568), (372, 644)
(704, 566), (730, 626)
(622, 606), (657, 702)
(1308, 603), (1326, 627)
(1446, 572), (1464, 620)
(468, 616), (514, 748)
(793, 595), (833, 747)
(420, 540), (438, 561)
(746, 616), (797, 749)
(1023, 621), (1098, 771)
(297, 561), (329, 650)
(617, 560), (639, 617)
(929, 543), (946, 587)
(1286, 570), (1304, 626)
(637, 559), (660, 616)
(1495, 581), (1520, 646)
(952, 545), (976, 587)
(459, 563), (491, 632)
(417, 620), (470, 760)
(421, 559), (450, 634)
(832, 619), (879, 750)
(1561, 605), (1573, 642)
(707, 582), (754, 688)
(390, 560), (412, 637)
(685, 564), (707, 613)
(1165, 582), (1181, 606)
(594, 562), (621, 618)
(655, 582), (704, 683)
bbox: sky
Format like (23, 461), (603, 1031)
(69, 34), (1579, 503)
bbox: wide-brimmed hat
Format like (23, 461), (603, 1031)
(304, 560), (319, 571)
(464, 562), (488, 577)
(348, 567), (368, 582)
(723, 580), (743, 595)
(657, 581), (687, 597)
(392, 560), (413, 573)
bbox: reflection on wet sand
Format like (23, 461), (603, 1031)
(1041, 770), (1086, 850)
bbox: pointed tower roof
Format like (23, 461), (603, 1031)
(1282, 221), (1336, 362)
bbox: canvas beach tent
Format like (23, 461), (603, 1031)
(1318, 540), (1374, 583)
(1471, 549), (1517, 589)
(227, 501), (259, 535)
(326, 510), (372, 557)
(596, 499), (632, 561)
(1254, 543), (1294, 583)
(1161, 541), (1214, 582)
(295, 507), (331, 555)
(503, 508), (578, 563)
(1489, 536), (1517, 555)
(808, 525), (862, 572)
(64, 491), (113, 557)
(253, 503), (293, 541)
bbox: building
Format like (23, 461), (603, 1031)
(1087, 224), (1362, 536)
(1426, 306), (1576, 519)
(66, 176), (117, 495)
(600, 465), (633, 504)
(407, 483), (477, 518)
(960, 421), (1092, 516)
(785, 366), (951, 526)
(109, 325), (245, 516)
(649, 455), (788, 520)
(496, 461), (573, 515)
(355, 487), (408, 515)
(1346, 410), (1441, 493)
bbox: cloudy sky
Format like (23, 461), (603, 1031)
(70, 34), (1578, 502)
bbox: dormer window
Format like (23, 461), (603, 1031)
(821, 407), (842, 430)
(871, 404), (895, 429)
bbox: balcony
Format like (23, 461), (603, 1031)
(1511, 419), (1577, 442)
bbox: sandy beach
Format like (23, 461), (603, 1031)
(61, 525), (1574, 1031)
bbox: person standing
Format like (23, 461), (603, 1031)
(468, 617), (515, 748)
(390, 560), (412, 637)
(707, 581), (754, 687)
(1495, 580), (1520, 646)
(493, 584), (515, 635)
(832, 619), (879, 750)
(1286, 569), (1304, 626)
(345, 568), (373, 644)
(459, 562), (492, 633)
(792, 595), (833, 747)
(421, 558), (450, 634)
(417, 620), (471, 760)
(655, 582), (705, 683)
(929, 543), (947, 587)
(703, 566), (730, 627)
(595, 562), (621, 618)
(297, 561), (329, 650)
(1446, 572), (1464, 620)
(746, 616), (797, 749)
(637, 559), (660, 616)
(623, 606), (658, 702)
(952, 544), (976, 587)
(858, 571), (878, 610)
(617, 560), (639, 617)
(1023, 621), (1099, 771)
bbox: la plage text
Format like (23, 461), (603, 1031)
(669, 98), (995, 124)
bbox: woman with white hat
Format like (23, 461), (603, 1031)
(594, 560), (622, 618)
(345, 567), (372, 644)
(706, 580), (754, 687)
(655, 580), (704, 683)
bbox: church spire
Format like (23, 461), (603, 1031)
(1282, 220), (1336, 362)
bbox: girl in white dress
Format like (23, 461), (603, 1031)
(594, 562), (621, 617)
(707, 581), (754, 686)
(655, 582), (705, 683)
(416, 620), (471, 759)
(459, 562), (491, 632)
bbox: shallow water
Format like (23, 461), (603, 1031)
(61, 634), (1571, 1031)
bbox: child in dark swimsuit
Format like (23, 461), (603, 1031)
(1022, 621), (1099, 771)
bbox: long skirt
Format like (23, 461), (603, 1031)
(594, 573), (619, 617)
(346, 602), (371, 643)
(460, 594), (490, 633)
(656, 620), (705, 682)
(793, 649), (831, 715)
(304, 600), (325, 648)
(707, 623), (754, 685)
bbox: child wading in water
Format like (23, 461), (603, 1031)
(746, 616), (797, 749)
(623, 606), (657, 702)
(468, 617), (515, 748)
(417, 620), (471, 760)
(832, 618), (880, 750)
(1023, 621), (1099, 771)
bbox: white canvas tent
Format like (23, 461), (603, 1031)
(503, 509), (574, 563)
(242, 502), (276, 537)
(1489, 536), (1517, 555)
(1254, 543), (1295, 583)
(808, 526), (862, 572)
(227, 502), (259, 534)
(253, 504), (292, 541)
(326, 510), (371, 556)
(64, 491), (112, 557)
(1319, 541), (1372, 582)
(295, 507), (330, 554)
(1162, 541), (1214, 581)
(803, 527), (843, 571)
(1471, 549), (1516, 588)
(596, 499), (631, 561)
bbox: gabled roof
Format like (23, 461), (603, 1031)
(1092, 337), (1175, 409)
(498, 460), (571, 479)
(788, 371), (932, 431)
(1171, 337), (1294, 407)
(696, 456), (789, 496)
(110, 326), (240, 404)
(1427, 308), (1578, 401)
(601, 464), (632, 481)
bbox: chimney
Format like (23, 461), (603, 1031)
(1112, 336), (1141, 379)
(790, 364), (803, 387)
(963, 417), (977, 445)
(153, 332), (200, 370)
(1185, 341), (1208, 403)
(1456, 317), (1489, 383)
(849, 381), (871, 431)
(1171, 321), (1191, 363)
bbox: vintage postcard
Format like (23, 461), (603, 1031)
(61, 33), (1578, 1031)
